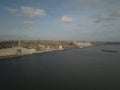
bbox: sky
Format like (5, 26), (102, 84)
(0, 0), (120, 41)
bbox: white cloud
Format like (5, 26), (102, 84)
(61, 16), (73, 23)
(20, 6), (46, 17)
(5, 7), (18, 13)
(5, 6), (46, 18)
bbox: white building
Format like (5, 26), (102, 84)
(38, 44), (45, 49)
(75, 41), (92, 48)
(58, 45), (63, 50)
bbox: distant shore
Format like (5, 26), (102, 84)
(1, 40), (120, 60)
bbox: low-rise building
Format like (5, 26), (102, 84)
(74, 41), (92, 48)
(58, 45), (64, 50)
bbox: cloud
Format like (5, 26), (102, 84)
(5, 6), (46, 18)
(20, 6), (46, 17)
(94, 10), (120, 23)
(5, 7), (18, 13)
(61, 16), (73, 23)
(110, 10), (120, 17)
(94, 15), (112, 23)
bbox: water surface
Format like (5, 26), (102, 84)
(0, 45), (120, 89)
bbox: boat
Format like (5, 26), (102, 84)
(101, 49), (118, 53)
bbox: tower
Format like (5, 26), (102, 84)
(16, 40), (22, 56)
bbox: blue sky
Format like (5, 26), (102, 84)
(0, 0), (120, 41)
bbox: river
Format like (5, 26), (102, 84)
(0, 45), (120, 89)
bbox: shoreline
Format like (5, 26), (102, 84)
(0, 48), (66, 60)
(0, 44), (95, 60)
(1, 44), (119, 60)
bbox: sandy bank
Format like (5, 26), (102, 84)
(0, 47), (64, 60)
(0, 47), (36, 57)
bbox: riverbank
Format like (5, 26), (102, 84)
(0, 40), (94, 60)
(0, 47), (65, 60)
